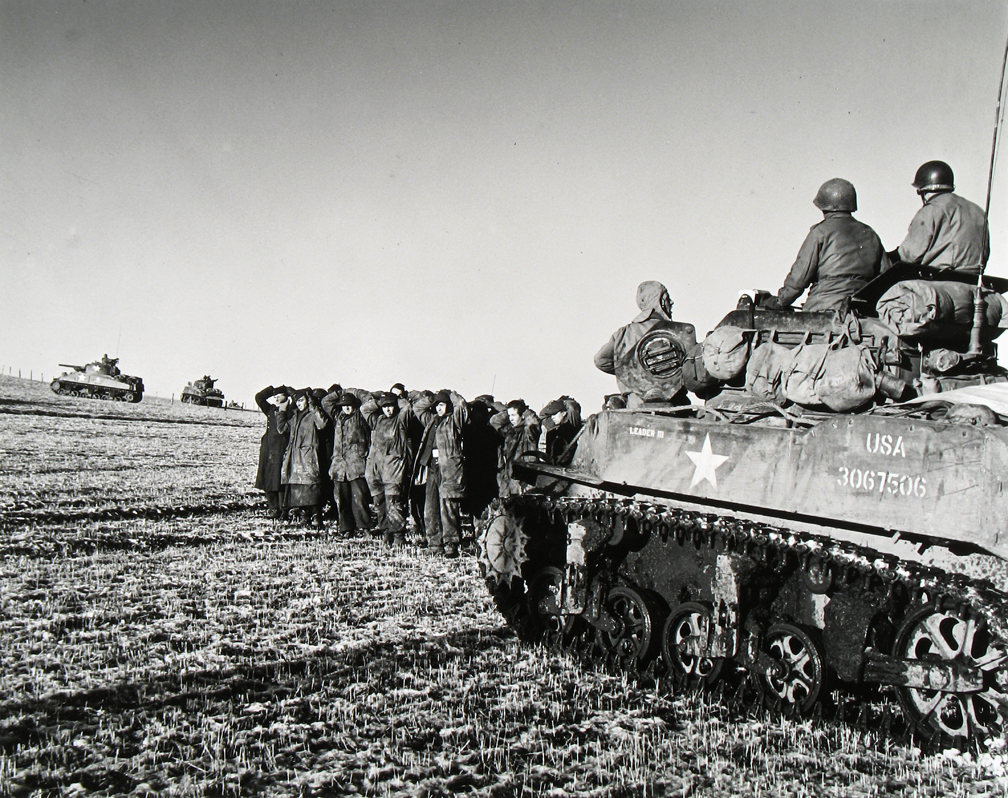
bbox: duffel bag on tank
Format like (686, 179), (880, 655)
(876, 280), (1008, 337)
(702, 325), (750, 381)
(782, 342), (879, 412)
(682, 341), (722, 398)
(745, 342), (791, 404)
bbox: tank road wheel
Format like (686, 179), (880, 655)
(662, 602), (725, 689)
(122, 392), (135, 402)
(758, 623), (826, 715)
(595, 585), (654, 667)
(50, 380), (63, 395)
(894, 605), (1008, 746)
(477, 511), (528, 587)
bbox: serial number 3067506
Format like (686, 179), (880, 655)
(837, 466), (927, 498)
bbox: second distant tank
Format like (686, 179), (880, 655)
(50, 355), (144, 403)
(181, 375), (224, 407)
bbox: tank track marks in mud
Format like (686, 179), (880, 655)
(477, 495), (1008, 753)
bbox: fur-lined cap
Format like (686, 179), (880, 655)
(337, 393), (361, 409)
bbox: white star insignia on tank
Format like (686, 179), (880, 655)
(685, 433), (730, 489)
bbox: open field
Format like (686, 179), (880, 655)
(1, 375), (1007, 796)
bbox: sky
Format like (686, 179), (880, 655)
(3, 1), (1008, 412)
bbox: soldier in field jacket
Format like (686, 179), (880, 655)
(363, 391), (412, 547)
(413, 390), (469, 558)
(320, 389), (372, 536)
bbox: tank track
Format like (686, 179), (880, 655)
(479, 494), (1008, 752)
(51, 380), (141, 403)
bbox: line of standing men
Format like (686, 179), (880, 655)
(254, 384), (582, 558)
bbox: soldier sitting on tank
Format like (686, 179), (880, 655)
(99, 354), (121, 376)
(595, 280), (684, 405)
(761, 178), (890, 313)
(888, 160), (990, 275)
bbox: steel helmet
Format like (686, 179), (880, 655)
(912, 160), (954, 193)
(813, 178), (857, 212)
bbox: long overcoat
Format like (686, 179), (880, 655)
(277, 405), (328, 486)
(254, 386), (289, 492)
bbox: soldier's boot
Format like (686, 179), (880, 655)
(392, 532), (406, 548)
(443, 543), (459, 559)
(383, 529), (395, 547)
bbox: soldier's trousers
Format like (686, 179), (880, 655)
(424, 467), (461, 549)
(369, 483), (404, 533)
(334, 477), (371, 533)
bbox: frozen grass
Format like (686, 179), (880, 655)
(1, 376), (1007, 796)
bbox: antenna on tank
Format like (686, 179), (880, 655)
(968, 29), (1008, 357)
(115, 325), (122, 359)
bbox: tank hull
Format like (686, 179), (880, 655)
(180, 386), (224, 407)
(567, 408), (1008, 563)
(51, 367), (143, 403)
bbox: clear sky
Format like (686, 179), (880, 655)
(3, 1), (1007, 411)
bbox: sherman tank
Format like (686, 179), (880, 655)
(180, 375), (224, 407)
(478, 264), (1008, 751)
(50, 356), (144, 403)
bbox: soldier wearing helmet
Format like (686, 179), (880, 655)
(763, 178), (890, 312)
(893, 161), (989, 275)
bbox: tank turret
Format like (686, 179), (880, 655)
(50, 358), (144, 403)
(180, 375), (225, 407)
(477, 266), (1008, 750)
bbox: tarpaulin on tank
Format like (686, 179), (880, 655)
(876, 280), (1008, 337)
(782, 343), (878, 411)
(906, 382), (1008, 416)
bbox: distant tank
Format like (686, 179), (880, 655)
(51, 355), (144, 403)
(478, 265), (1008, 750)
(180, 375), (224, 407)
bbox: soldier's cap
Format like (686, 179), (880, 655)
(433, 390), (453, 407)
(313, 388), (327, 400)
(328, 383), (342, 395)
(542, 399), (566, 416)
(376, 392), (399, 408)
(506, 399), (527, 413)
(273, 385), (291, 399)
(390, 382), (405, 393)
(635, 281), (672, 322)
(474, 393), (495, 405)
(292, 388), (310, 402)
(337, 392), (360, 409)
